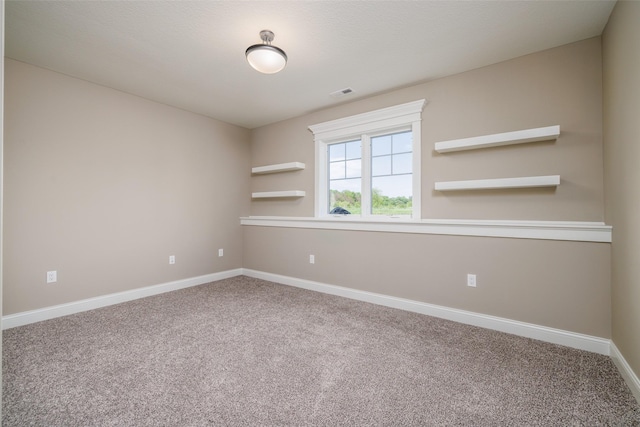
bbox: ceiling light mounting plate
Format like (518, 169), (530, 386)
(259, 30), (275, 44)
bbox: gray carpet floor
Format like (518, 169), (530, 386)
(3, 276), (639, 426)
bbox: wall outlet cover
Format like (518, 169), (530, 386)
(467, 274), (477, 287)
(47, 271), (57, 283)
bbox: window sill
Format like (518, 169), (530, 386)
(239, 216), (611, 243)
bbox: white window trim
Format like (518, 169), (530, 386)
(309, 99), (426, 219)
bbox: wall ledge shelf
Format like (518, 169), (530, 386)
(435, 125), (560, 153)
(240, 216), (611, 243)
(252, 162), (305, 174)
(252, 191), (305, 199)
(435, 175), (560, 191)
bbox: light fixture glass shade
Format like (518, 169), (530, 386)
(246, 45), (287, 74)
(245, 30), (287, 74)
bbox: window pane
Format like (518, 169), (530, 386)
(326, 130), (413, 216)
(329, 143), (345, 161)
(329, 178), (361, 214)
(371, 174), (413, 216)
(393, 152), (412, 174)
(371, 135), (391, 156)
(328, 140), (362, 214)
(329, 161), (345, 180)
(372, 155), (391, 176)
(345, 159), (361, 178)
(345, 140), (361, 160)
(372, 175), (412, 198)
(392, 131), (412, 153)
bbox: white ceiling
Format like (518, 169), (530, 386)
(5, 1), (616, 129)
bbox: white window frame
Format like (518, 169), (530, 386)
(309, 99), (426, 219)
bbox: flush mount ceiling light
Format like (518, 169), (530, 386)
(245, 30), (287, 74)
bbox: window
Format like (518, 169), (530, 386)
(309, 100), (425, 219)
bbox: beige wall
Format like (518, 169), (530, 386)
(603, 1), (640, 384)
(244, 227), (611, 337)
(246, 37), (611, 338)
(251, 37), (604, 221)
(3, 59), (251, 315)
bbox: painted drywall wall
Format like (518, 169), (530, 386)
(3, 59), (251, 315)
(245, 37), (610, 338)
(250, 37), (604, 221)
(603, 0), (640, 388)
(244, 227), (610, 338)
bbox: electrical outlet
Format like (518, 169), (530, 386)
(169, 255), (176, 265)
(47, 271), (57, 284)
(218, 249), (224, 257)
(467, 274), (477, 288)
(309, 255), (315, 264)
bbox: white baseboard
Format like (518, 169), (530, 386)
(2, 269), (243, 330)
(3, 267), (612, 357)
(611, 342), (640, 403)
(242, 268), (611, 355)
(4, 268), (631, 394)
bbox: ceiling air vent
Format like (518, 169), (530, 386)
(330, 87), (355, 98)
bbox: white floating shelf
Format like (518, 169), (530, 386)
(252, 191), (306, 199)
(252, 162), (305, 174)
(435, 175), (560, 191)
(435, 125), (560, 153)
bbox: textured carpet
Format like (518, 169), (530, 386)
(3, 276), (639, 426)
